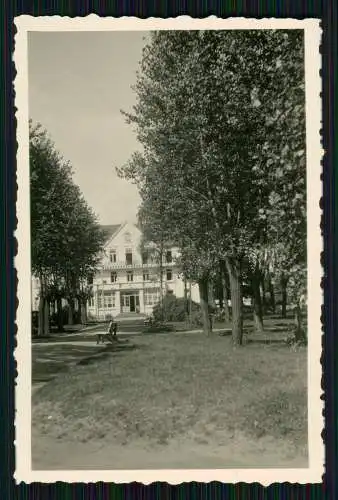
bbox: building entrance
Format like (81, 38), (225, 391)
(120, 291), (140, 313)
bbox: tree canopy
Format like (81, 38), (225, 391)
(30, 121), (106, 334)
(118, 29), (306, 343)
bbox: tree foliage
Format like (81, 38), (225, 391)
(118, 30), (306, 343)
(30, 122), (105, 334)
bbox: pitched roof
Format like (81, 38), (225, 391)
(100, 224), (122, 242)
(100, 222), (179, 248)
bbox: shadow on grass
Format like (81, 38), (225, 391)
(33, 342), (138, 384)
(246, 338), (288, 345)
(218, 331), (232, 337)
(33, 363), (69, 383)
(78, 343), (138, 366)
(218, 331), (289, 345)
(32, 331), (307, 455)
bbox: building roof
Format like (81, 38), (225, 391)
(100, 224), (122, 242)
(100, 222), (179, 249)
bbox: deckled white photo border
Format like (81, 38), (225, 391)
(14, 15), (323, 484)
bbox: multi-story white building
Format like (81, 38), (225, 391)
(87, 222), (200, 319)
(30, 221), (200, 318)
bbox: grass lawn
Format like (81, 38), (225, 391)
(32, 331), (307, 468)
(33, 314), (298, 344)
(32, 344), (107, 383)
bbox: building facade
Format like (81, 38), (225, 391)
(87, 222), (200, 319)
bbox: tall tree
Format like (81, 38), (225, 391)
(30, 122), (105, 334)
(118, 30), (306, 344)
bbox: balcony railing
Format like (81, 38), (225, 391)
(92, 280), (166, 291)
(101, 261), (175, 271)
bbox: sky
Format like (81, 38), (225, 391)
(28, 31), (148, 225)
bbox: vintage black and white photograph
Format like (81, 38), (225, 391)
(14, 17), (322, 483)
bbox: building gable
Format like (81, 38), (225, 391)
(101, 222), (143, 266)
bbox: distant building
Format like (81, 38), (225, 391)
(30, 221), (200, 317)
(87, 222), (200, 319)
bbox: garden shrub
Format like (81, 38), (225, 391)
(55, 305), (81, 325)
(190, 310), (203, 326)
(153, 293), (201, 322)
(142, 324), (175, 334)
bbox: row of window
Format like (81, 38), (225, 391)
(89, 289), (160, 308)
(88, 270), (173, 285)
(88, 266), (174, 285)
(144, 290), (160, 306)
(108, 249), (173, 265)
(125, 269), (173, 283)
(97, 291), (116, 309)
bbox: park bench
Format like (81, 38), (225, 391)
(96, 321), (118, 344)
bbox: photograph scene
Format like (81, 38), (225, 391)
(29, 28), (309, 470)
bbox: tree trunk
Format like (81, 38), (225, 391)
(159, 251), (164, 322)
(78, 300), (82, 324)
(43, 298), (50, 337)
(294, 300), (306, 342)
(222, 282), (230, 324)
(81, 300), (87, 325)
(281, 275), (288, 318)
(220, 261), (230, 323)
(208, 281), (216, 309)
(189, 282), (192, 327)
(68, 297), (74, 325)
(184, 278), (189, 326)
(198, 278), (212, 336)
(252, 269), (264, 333)
(38, 296), (44, 337)
(56, 296), (64, 332)
(268, 277), (276, 314)
(225, 257), (243, 345)
(261, 276), (267, 315)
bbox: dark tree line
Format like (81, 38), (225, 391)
(30, 122), (105, 336)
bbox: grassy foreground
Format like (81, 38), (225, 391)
(32, 332), (307, 460)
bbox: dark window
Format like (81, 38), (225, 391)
(127, 272), (133, 282)
(143, 271), (149, 281)
(109, 250), (117, 263)
(126, 251), (133, 265)
(166, 269), (173, 281)
(166, 250), (172, 263)
(111, 272), (117, 283)
(142, 251), (148, 264)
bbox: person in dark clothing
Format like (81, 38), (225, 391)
(107, 318), (118, 341)
(112, 321), (118, 337)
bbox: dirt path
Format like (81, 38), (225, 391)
(33, 340), (105, 347)
(32, 432), (307, 470)
(33, 329), (229, 346)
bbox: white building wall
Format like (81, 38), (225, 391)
(190, 283), (200, 303)
(30, 222), (202, 319)
(87, 222), (201, 319)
